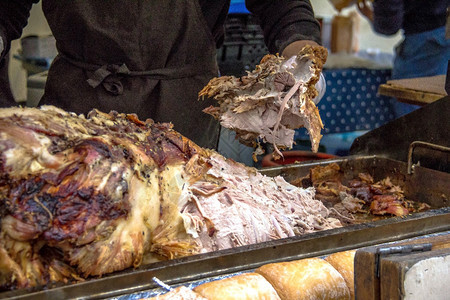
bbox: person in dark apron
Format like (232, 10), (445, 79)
(42, 1), (222, 149)
(0, 0), (322, 149)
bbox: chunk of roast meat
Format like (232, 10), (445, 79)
(0, 106), (340, 290)
(298, 163), (431, 223)
(199, 45), (327, 157)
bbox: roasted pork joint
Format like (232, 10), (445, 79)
(0, 106), (340, 290)
(199, 45), (327, 157)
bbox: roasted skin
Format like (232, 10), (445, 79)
(0, 106), (340, 290)
(199, 45), (327, 158)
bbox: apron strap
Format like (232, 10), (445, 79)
(59, 53), (217, 95)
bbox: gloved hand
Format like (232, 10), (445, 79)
(281, 41), (326, 105)
(281, 54), (326, 105)
(313, 72), (326, 104)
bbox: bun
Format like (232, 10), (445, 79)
(256, 257), (350, 300)
(193, 272), (281, 300)
(146, 286), (207, 299)
(325, 250), (356, 299)
(147, 252), (357, 300)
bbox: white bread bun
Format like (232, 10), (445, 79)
(145, 286), (207, 299)
(193, 272), (281, 300)
(325, 250), (356, 299)
(256, 257), (350, 300)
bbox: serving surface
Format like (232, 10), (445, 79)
(2, 155), (448, 300)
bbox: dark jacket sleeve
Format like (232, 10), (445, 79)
(0, 0), (39, 60)
(372, 0), (404, 35)
(245, 0), (321, 54)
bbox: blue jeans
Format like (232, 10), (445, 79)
(392, 26), (450, 117)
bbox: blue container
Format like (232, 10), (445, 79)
(229, 0), (249, 13)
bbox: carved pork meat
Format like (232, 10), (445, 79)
(199, 45), (327, 157)
(0, 106), (340, 290)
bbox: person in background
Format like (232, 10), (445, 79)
(358, 0), (450, 117)
(0, 0), (324, 150)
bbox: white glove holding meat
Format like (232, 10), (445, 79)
(314, 72), (326, 104)
(282, 54), (326, 105)
(199, 45), (328, 158)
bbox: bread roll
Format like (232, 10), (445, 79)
(146, 286), (207, 299)
(193, 272), (281, 300)
(325, 250), (356, 299)
(255, 257), (350, 300)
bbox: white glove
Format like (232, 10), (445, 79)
(281, 55), (326, 105)
(313, 72), (326, 105)
(0, 36), (4, 58)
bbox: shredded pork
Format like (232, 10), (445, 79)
(0, 106), (340, 290)
(199, 45), (328, 158)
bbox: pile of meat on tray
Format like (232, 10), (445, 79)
(293, 163), (431, 225)
(0, 105), (341, 291)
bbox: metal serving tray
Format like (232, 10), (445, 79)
(2, 155), (449, 300)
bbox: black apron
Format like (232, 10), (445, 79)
(0, 55), (17, 108)
(40, 0), (220, 149)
